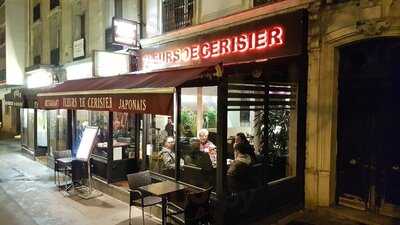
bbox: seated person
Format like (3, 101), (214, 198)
(158, 136), (176, 170)
(184, 140), (213, 173)
(227, 143), (252, 192)
(183, 140), (214, 188)
(113, 120), (128, 139)
(198, 129), (217, 168)
(182, 124), (194, 138)
(235, 132), (256, 163)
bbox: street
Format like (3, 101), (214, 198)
(0, 139), (391, 225)
(0, 139), (157, 225)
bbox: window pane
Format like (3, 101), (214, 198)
(48, 110), (68, 156)
(75, 110), (109, 158)
(266, 83), (297, 182)
(37, 110), (47, 147)
(112, 112), (137, 161)
(145, 114), (176, 177)
(162, 0), (194, 32)
(227, 109), (264, 192)
(179, 86), (217, 189)
(21, 109), (29, 147)
(226, 81), (266, 193)
(28, 109), (35, 149)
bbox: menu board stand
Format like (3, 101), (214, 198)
(74, 126), (102, 199)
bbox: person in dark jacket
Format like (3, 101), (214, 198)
(227, 143), (252, 192)
(235, 132), (256, 163)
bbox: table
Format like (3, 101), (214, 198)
(55, 157), (73, 192)
(139, 180), (187, 225)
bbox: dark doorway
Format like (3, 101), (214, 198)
(337, 38), (400, 217)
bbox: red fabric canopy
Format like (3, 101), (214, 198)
(37, 65), (216, 115)
(44, 66), (212, 93)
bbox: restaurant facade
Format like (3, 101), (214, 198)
(32, 7), (308, 224)
(16, 0), (400, 223)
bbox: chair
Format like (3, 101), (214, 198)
(53, 150), (72, 188)
(168, 187), (213, 225)
(127, 171), (162, 225)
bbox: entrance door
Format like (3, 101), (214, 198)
(337, 38), (400, 217)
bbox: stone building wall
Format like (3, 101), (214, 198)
(305, 0), (400, 208)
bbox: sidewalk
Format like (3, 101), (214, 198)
(2, 138), (398, 225)
(0, 139), (157, 225)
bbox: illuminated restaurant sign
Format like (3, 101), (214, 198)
(112, 17), (139, 48)
(38, 93), (173, 115)
(143, 26), (284, 66)
(139, 10), (306, 70)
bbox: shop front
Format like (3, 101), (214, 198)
(4, 88), (23, 136)
(19, 66), (67, 166)
(19, 87), (68, 164)
(140, 9), (307, 224)
(37, 66), (215, 183)
(37, 9), (307, 224)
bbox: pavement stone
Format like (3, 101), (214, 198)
(0, 139), (395, 225)
(0, 139), (158, 225)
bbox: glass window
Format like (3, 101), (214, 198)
(179, 86), (217, 189)
(266, 83), (297, 181)
(21, 109), (28, 147)
(145, 114), (176, 177)
(225, 79), (298, 191)
(37, 110), (47, 147)
(48, 110), (68, 156)
(226, 82), (265, 193)
(112, 112), (137, 161)
(75, 110), (109, 158)
(28, 109), (35, 149)
(162, 0), (194, 32)
(227, 110), (263, 160)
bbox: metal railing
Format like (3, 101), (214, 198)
(162, 0), (195, 33)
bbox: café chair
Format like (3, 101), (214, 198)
(167, 187), (213, 225)
(53, 149), (72, 189)
(127, 171), (162, 225)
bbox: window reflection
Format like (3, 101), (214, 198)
(48, 110), (68, 156)
(225, 81), (298, 193)
(27, 109), (35, 149)
(75, 110), (109, 158)
(21, 109), (35, 150)
(112, 112), (137, 161)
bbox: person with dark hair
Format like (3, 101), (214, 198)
(227, 143), (252, 192)
(185, 140), (213, 172)
(235, 132), (256, 163)
(164, 117), (174, 137)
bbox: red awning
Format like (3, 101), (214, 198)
(37, 65), (217, 115)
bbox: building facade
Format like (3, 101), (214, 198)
(306, 0), (400, 218)
(137, 0), (400, 220)
(21, 0), (400, 223)
(0, 0), (26, 137)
